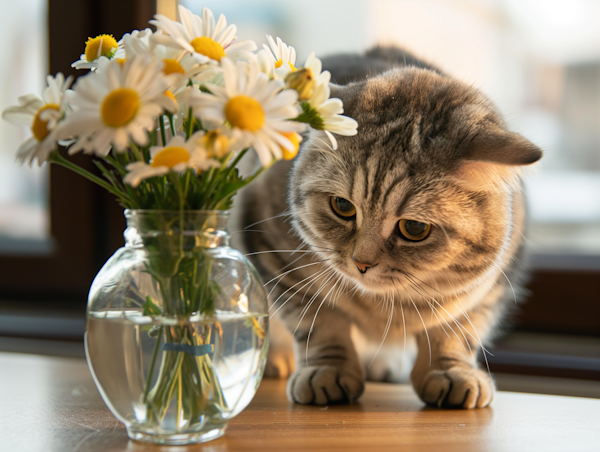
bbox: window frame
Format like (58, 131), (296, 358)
(0, 0), (153, 304)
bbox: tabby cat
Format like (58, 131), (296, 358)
(233, 47), (542, 409)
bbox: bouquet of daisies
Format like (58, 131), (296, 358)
(3, 5), (357, 212)
(2, 5), (359, 436)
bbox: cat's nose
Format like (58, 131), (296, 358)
(353, 260), (376, 274)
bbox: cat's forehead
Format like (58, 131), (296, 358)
(337, 67), (496, 155)
(353, 67), (480, 115)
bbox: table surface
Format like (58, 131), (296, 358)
(1, 353), (599, 452)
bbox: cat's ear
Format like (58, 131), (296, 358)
(461, 127), (542, 166)
(453, 127), (542, 192)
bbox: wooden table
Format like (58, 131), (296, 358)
(1, 353), (599, 452)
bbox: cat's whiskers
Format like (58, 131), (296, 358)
(401, 273), (469, 353)
(403, 277), (467, 353)
(397, 277), (432, 366)
(368, 289), (395, 370)
(436, 223), (452, 246)
(404, 270), (446, 297)
(397, 287), (408, 379)
(405, 273), (493, 363)
(265, 259), (326, 294)
(444, 277), (493, 376)
(298, 270), (336, 321)
(269, 268), (329, 319)
(242, 211), (292, 230)
(269, 266), (327, 312)
(273, 252), (310, 276)
(332, 277), (349, 308)
(487, 257), (517, 304)
(294, 270), (337, 337)
(426, 299), (452, 340)
(306, 275), (342, 365)
(247, 249), (336, 256)
(310, 137), (346, 166)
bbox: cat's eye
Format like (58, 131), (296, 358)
(330, 196), (356, 219)
(398, 219), (431, 241)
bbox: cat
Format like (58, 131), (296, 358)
(232, 46), (542, 409)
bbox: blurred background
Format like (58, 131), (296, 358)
(0, 0), (598, 397)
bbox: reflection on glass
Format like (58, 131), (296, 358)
(0, 0), (50, 254)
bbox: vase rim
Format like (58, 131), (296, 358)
(124, 209), (230, 216)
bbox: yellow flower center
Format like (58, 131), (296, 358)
(84, 34), (118, 62)
(101, 88), (140, 128)
(31, 104), (59, 141)
(275, 60), (296, 71)
(280, 132), (301, 160)
(151, 146), (190, 168)
(116, 58), (126, 66)
(190, 37), (225, 61)
(225, 95), (265, 131)
(163, 58), (185, 75)
(201, 130), (230, 158)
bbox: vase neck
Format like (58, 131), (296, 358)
(124, 210), (230, 248)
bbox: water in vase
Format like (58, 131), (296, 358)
(85, 310), (268, 440)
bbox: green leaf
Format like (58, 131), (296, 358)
(293, 101), (325, 130)
(143, 296), (162, 316)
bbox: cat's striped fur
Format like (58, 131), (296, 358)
(233, 47), (542, 408)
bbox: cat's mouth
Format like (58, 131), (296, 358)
(336, 262), (395, 293)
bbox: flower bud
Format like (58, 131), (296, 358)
(285, 68), (315, 102)
(201, 130), (231, 159)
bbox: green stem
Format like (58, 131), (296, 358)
(129, 141), (144, 161)
(159, 116), (167, 146)
(186, 108), (194, 139)
(167, 112), (176, 138)
(50, 153), (130, 201)
(203, 149), (248, 208)
(214, 165), (265, 210)
(143, 327), (164, 403)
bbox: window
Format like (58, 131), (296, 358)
(0, 0), (154, 304)
(0, 1), (51, 255)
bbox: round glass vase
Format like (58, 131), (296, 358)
(85, 210), (269, 445)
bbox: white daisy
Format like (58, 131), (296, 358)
(187, 57), (304, 167)
(298, 53), (358, 149)
(2, 73), (72, 166)
(71, 34), (123, 70)
(250, 49), (275, 79)
(308, 76), (358, 150)
(150, 5), (257, 65)
(123, 132), (219, 187)
(122, 31), (217, 91)
(301, 52), (330, 92)
(57, 56), (175, 156)
(263, 35), (296, 78)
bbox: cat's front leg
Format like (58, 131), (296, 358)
(410, 306), (495, 409)
(284, 306), (365, 405)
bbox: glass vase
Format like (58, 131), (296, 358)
(85, 210), (269, 445)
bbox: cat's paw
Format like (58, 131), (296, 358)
(417, 366), (494, 409)
(287, 365), (365, 405)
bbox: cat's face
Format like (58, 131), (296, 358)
(289, 68), (541, 298)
